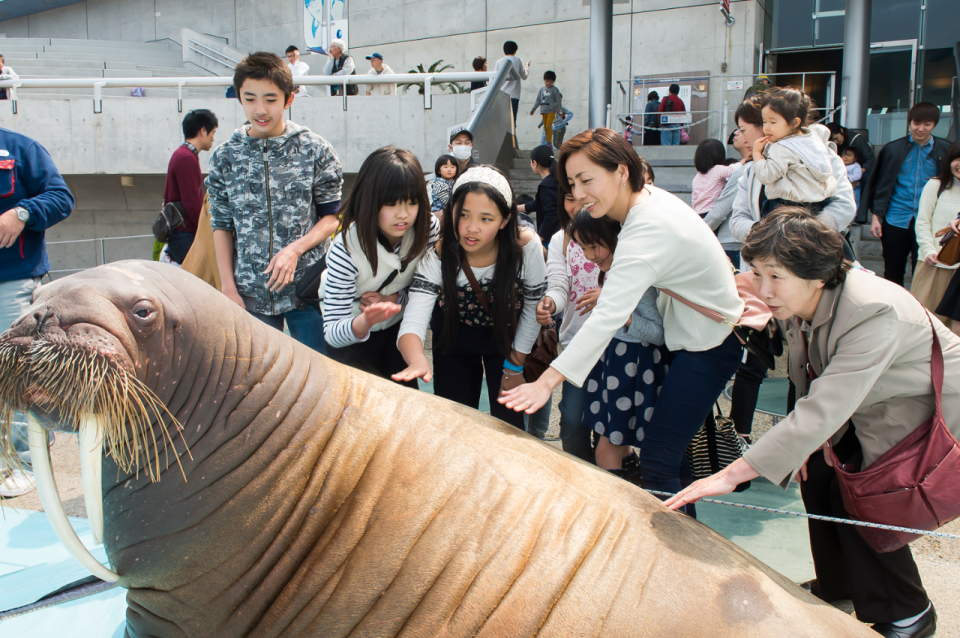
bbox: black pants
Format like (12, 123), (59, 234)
(881, 218), (919, 288)
(166, 230), (195, 265)
(326, 321), (417, 389)
(430, 309), (524, 430)
(800, 427), (928, 624)
(729, 351), (766, 436)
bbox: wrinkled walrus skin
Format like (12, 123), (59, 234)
(1, 261), (876, 638)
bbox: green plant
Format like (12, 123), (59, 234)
(398, 60), (470, 95)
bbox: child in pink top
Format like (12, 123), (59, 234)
(691, 138), (739, 216)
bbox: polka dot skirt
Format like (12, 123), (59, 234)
(582, 338), (669, 447)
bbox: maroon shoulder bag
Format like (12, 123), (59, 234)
(825, 311), (960, 553)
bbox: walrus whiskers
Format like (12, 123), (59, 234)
(0, 340), (191, 483)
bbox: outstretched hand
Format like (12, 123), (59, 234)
(391, 360), (432, 384)
(663, 458), (760, 510)
(498, 379), (553, 414)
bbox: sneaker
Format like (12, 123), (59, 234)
(0, 467), (37, 498)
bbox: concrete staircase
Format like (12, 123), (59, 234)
(0, 37), (224, 99)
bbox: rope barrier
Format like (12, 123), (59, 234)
(644, 489), (960, 541)
(620, 102), (843, 133)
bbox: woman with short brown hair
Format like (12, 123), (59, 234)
(667, 207), (960, 637)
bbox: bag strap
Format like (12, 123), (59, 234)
(375, 269), (399, 294)
(462, 261), (492, 317)
(658, 288), (730, 325)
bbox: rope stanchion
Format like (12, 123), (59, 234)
(644, 489), (960, 541)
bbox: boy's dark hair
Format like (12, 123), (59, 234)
(647, 91), (659, 101)
(741, 207), (850, 290)
(516, 193), (535, 205)
(503, 41), (519, 55)
(640, 157), (655, 184)
(434, 154), (460, 179)
(694, 138), (728, 174)
(182, 109), (218, 139)
(839, 144), (859, 163)
(285, 45), (299, 54)
(908, 101), (940, 126)
(761, 88), (809, 129)
(727, 130), (737, 145)
(233, 51), (294, 102)
(558, 128), (645, 198)
(337, 146), (431, 274)
(544, 70), (556, 82)
(936, 140), (960, 197)
(669, 83), (680, 95)
(438, 165), (523, 359)
(472, 56), (486, 71)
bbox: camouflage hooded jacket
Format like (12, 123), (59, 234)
(207, 121), (343, 315)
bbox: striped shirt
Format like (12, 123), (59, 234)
(691, 163), (738, 216)
(322, 216), (440, 348)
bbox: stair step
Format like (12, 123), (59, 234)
(9, 58), (111, 70)
(49, 38), (179, 52)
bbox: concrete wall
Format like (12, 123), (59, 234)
(0, 0), (767, 148)
(0, 92), (501, 175)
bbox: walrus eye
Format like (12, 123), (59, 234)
(131, 302), (158, 324)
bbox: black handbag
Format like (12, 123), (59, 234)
(152, 201), (186, 243)
(686, 403), (751, 493)
(295, 252), (398, 317)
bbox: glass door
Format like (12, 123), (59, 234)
(866, 40), (918, 143)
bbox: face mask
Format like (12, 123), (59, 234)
(450, 145), (472, 162)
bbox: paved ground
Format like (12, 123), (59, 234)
(3, 351), (959, 635)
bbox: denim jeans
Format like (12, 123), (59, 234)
(524, 400), (552, 440)
(557, 381), (595, 463)
(641, 332), (743, 512)
(248, 306), (327, 355)
(661, 128), (681, 146)
(1, 277), (42, 469)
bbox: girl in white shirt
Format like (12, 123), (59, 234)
(500, 128), (744, 513)
(320, 146), (439, 385)
(394, 166), (547, 429)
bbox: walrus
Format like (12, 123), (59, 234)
(0, 261), (876, 637)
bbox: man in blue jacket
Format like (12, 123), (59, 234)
(0, 127), (74, 497)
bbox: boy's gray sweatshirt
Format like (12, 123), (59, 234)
(531, 85), (563, 114)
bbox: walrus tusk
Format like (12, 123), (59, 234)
(78, 414), (105, 546)
(26, 413), (120, 583)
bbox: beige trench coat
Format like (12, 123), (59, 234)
(743, 268), (960, 487)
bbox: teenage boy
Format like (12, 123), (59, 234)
(207, 52), (343, 354)
(448, 126), (478, 173)
(163, 109), (218, 265)
(529, 70), (563, 146)
(494, 41), (530, 127)
(865, 102), (950, 288)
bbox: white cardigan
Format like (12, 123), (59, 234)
(551, 185), (744, 387)
(915, 178), (960, 270)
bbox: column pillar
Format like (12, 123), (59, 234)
(841, 0), (872, 129)
(589, 0), (613, 129)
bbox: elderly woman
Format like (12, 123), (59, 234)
(499, 128), (745, 512)
(666, 208), (960, 638)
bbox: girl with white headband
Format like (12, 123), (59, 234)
(394, 165), (548, 429)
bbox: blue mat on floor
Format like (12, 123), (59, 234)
(418, 377), (491, 413)
(0, 508), (127, 634)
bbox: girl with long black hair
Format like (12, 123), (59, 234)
(394, 166), (547, 428)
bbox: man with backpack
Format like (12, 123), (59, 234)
(659, 83), (686, 146)
(322, 39), (357, 96)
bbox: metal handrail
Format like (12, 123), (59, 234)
(467, 62), (518, 138)
(0, 72), (498, 110)
(187, 38), (240, 68)
(45, 234), (156, 276)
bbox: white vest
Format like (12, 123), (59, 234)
(319, 224), (422, 332)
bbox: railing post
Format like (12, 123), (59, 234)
(93, 81), (105, 114)
(605, 103), (611, 128)
(424, 75), (432, 109)
(177, 81), (185, 113)
(10, 82), (18, 115)
(721, 100), (729, 146)
(840, 96), (848, 127)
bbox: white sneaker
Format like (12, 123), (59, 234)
(0, 467), (37, 497)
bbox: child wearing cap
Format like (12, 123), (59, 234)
(365, 52), (396, 96)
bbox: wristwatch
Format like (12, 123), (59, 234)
(15, 206), (29, 223)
